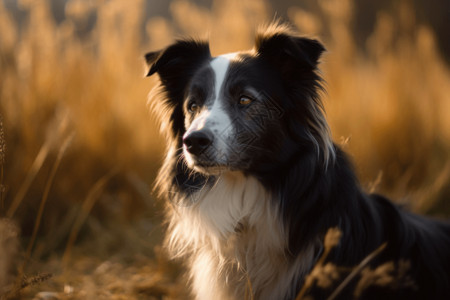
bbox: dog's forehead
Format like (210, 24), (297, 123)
(188, 50), (259, 106)
(188, 52), (244, 102)
(209, 52), (240, 99)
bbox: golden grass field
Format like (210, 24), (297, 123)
(0, 0), (449, 299)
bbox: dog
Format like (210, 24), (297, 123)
(144, 23), (450, 300)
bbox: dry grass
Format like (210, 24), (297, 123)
(295, 228), (416, 300)
(0, 218), (20, 298)
(0, 0), (448, 298)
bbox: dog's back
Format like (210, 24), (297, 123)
(323, 193), (450, 299)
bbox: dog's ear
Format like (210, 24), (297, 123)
(255, 26), (325, 72)
(144, 39), (211, 78)
(144, 51), (161, 76)
(144, 40), (211, 140)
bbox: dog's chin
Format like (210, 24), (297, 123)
(192, 164), (230, 175)
(184, 153), (232, 175)
(189, 160), (234, 175)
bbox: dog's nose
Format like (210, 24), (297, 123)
(183, 131), (213, 155)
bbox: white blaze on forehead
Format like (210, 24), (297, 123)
(184, 53), (239, 164)
(210, 53), (238, 99)
(206, 53), (239, 155)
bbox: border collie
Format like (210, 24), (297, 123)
(144, 24), (450, 300)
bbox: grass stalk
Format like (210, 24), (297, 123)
(62, 167), (118, 264)
(326, 243), (387, 300)
(6, 141), (50, 218)
(24, 133), (74, 260)
(245, 273), (254, 300)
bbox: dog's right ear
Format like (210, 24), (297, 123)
(144, 39), (211, 78)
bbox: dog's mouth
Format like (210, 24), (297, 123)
(183, 148), (233, 175)
(187, 157), (232, 175)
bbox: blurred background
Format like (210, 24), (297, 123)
(0, 0), (449, 298)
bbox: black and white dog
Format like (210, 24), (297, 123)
(144, 24), (450, 300)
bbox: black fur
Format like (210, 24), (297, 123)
(145, 25), (450, 299)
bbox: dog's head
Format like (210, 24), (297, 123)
(146, 24), (334, 175)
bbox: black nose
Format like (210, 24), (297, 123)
(183, 131), (213, 155)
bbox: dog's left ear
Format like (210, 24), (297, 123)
(255, 27), (325, 72)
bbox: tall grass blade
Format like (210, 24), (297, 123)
(326, 243), (387, 300)
(62, 168), (118, 264)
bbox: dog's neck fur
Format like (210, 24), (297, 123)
(166, 171), (317, 300)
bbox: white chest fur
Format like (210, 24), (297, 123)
(166, 172), (315, 300)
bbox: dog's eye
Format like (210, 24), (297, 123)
(239, 95), (253, 106)
(188, 101), (199, 113)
